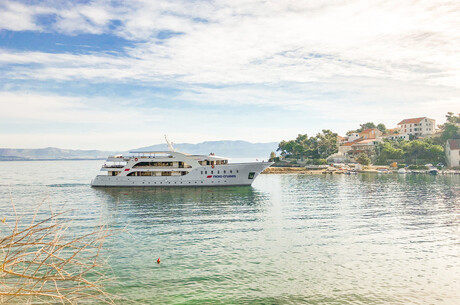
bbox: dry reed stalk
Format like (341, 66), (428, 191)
(0, 196), (116, 304)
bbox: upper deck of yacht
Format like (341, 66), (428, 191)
(106, 150), (230, 165)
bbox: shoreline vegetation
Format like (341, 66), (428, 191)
(0, 200), (116, 304)
(268, 112), (460, 170)
(261, 166), (460, 175)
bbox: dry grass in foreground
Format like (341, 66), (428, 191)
(0, 198), (115, 304)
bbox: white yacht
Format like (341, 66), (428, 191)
(91, 139), (273, 187)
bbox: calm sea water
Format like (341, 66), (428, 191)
(0, 160), (459, 304)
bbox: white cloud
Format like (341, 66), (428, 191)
(0, 0), (458, 87)
(0, 91), (161, 125)
(1, 0), (458, 90)
(0, 1), (53, 31)
(0, 0), (459, 148)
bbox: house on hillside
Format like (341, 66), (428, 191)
(446, 139), (460, 168)
(347, 132), (361, 142)
(397, 117), (436, 139)
(328, 138), (360, 163)
(337, 136), (348, 145)
(384, 127), (407, 140)
(333, 136), (382, 163)
(348, 139), (382, 160)
(359, 128), (382, 140)
(338, 140), (358, 155)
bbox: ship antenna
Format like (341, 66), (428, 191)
(165, 135), (175, 152)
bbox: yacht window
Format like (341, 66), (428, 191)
(224, 170), (226, 174)
(201, 171), (203, 174)
(205, 171), (207, 174)
(248, 172), (255, 179)
(230, 170), (232, 173)
(211, 171), (213, 174)
(236, 170), (239, 173)
(217, 170), (220, 174)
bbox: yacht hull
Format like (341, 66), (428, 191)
(91, 162), (272, 187)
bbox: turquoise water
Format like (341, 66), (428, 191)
(1, 161), (459, 304)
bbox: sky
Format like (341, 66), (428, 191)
(0, 0), (459, 150)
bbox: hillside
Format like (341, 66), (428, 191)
(134, 140), (278, 158)
(0, 141), (278, 160)
(0, 147), (115, 160)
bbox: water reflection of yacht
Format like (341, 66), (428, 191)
(95, 185), (261, 205)
(91, 138), (272, 187)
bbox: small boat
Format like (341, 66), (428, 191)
(428, 168), (439, 175)
(425, 164), (438, 175)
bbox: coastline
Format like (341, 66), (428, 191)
(262, 167), (325, 174)
(262, 167), (460, 175)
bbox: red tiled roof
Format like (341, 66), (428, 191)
(360, 139), (377, 144)
(360, 128), (378, 134)
(353, 139), (377, 145)
(398, 117), (427, 125)
(341, 139), (361, 146)
(386, 128), (400, 133)
(448, 139), (460, 150)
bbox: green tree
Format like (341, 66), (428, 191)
(348, 122), (386, 134)
(346, 130), (357, 136)
(269, 151), (276, 161)
(401, 140), (444, 165)
(277, 134), (310, 159)
(376, 141), (403, 164)
(375, 139), (445, 165)
(277, 140), (295, 157)
(445, 112), (460, 124)
(277, 131), (339, 161)
(437, 112), (460, 141)
(315, 129), (338, 158)
(377, 123), (386, 133)
(357, 122), (376, 132)
(356, 153), (371, 165)
(428, 145), (445, 164)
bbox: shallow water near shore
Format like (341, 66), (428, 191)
(1, 160), (459, 304)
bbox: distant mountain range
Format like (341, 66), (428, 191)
(135, 141), (278, 158)
(0, 147), (115, 161)
(0, 141), (278, 161)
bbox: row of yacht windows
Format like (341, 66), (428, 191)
(121, 180), (231, 185)
(127, 171), (188, 176)
(133, 161), (191, 168)
(198, 160), (228, 165)
(109, 169), (238, 177)
(201, 170), (238, 174)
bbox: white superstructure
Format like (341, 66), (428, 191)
(91, 147), (272, 187)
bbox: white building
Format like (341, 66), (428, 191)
(384, 127), (408, 140)
(397, 117), (436, 138)
(445, 139), (460, 168)
(347, 132), (361, 142)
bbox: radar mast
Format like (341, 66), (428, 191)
(165, 135), (175, 152)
